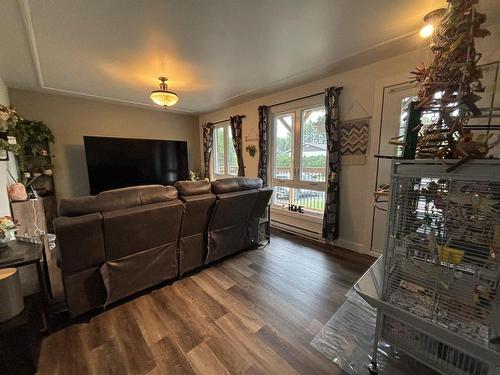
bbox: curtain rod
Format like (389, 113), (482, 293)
(268, 92), (324, 108)
(209, 115), (246, 126)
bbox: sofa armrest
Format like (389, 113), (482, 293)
(53, 213), (106, 275)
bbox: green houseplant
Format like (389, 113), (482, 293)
(12, 120), (55, 185)
(0, 104), (22, 154)
(13, 120), (55, 155)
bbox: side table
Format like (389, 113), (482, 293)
(0, 296), (41, 375)
(0, 240), (50, 331)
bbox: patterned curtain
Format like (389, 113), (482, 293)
(322, 86), (343, 241)
(230, 115), (245, 176)
(257, 105), (270, 186)
(202, 122), (214, 179)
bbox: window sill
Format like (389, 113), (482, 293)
(270, 206), (323, 223)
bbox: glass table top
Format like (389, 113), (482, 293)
(0, 240), (43, 268)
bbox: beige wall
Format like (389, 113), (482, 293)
(0, 77), (11, 215)
(9, 89), (200, 200)
(0, 77), (8, 105)
(199, 23), (500, 254)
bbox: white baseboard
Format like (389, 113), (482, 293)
(271, 220), (378, 258)
(333, 238), (368, 255)
(271, 220), (323, 242)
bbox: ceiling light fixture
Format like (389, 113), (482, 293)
(150, 77), (179, 107)
(419, 8), (446, 38)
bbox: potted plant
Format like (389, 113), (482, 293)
(0, 105), (21, 154)
(0, 105), (20, 131)
(12, 119), (54, 156)
(245, 144), (257, 158)
(43, 165), (53, 176)
(189, 168), (203, 181)
(0, 216), (17, 246)
(11, 119), (55, 185)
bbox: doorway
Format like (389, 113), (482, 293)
(370, 82), (418, 254)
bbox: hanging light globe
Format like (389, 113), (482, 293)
(150, 77), (179, 107)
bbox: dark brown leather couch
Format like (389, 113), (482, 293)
(206, 177), (264, 264)
(249, 186), (273, 245)
(174, 180), (216, 275)
(55, 178), (272, 317)
(54, 185), (183, 317)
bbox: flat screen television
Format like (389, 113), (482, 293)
(84, 136), (189, 194)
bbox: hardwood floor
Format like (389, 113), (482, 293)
(37, 231), (374, 375)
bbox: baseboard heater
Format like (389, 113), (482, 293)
(271, 219), (323, 242)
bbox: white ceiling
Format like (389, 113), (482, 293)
(1, 0), (499, 114)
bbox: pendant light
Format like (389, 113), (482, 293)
(150, 77), (179, 107)
(419, 8), (446, 38)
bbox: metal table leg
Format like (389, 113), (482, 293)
(35, 260), (49, 332)
(40, 239), (53, 300)
(368, 311), (383, 374)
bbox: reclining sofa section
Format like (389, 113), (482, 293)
(207, 178), (272, 264)
(174, 180), (216, 275)
(54, 185), (183, 317)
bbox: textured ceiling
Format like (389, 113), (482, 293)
(1, 0), (498, 113)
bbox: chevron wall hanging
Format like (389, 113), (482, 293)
(340, 117), (369, 166)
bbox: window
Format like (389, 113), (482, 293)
(272, 106), (327, 215)
(212, 123), (238, 178)
(397, 92), (458, 157)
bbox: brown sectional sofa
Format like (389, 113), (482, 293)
(207, 178), (272, 264)
(174, 180), (216, 275)
(54, 177), (271, 317)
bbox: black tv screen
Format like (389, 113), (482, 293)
(84, 136), (189, 194)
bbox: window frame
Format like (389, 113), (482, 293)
(271, 104), (327, 216)
(212, 122), (238, 179)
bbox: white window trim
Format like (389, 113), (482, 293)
(270, 103), (327, 217)
(212, 122), (237, 180)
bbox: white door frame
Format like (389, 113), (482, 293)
(365, 74), (417, 255)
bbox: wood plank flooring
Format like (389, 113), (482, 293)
(37, 231), (374, 375)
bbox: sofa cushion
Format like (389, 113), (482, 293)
(211, 177), (263, 194)
(59, 185), (178, 216)
(175, 180), (211, 196)
(138, 185), (178, 205)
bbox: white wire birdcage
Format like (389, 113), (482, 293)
(365, 160), (500, 375)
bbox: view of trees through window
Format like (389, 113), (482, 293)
(275, 114), (294, 179)
(301, 107), (326, 182)
(273, 106), (327, 214)
(213, 125), (238, 177)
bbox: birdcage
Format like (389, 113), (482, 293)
(367, 159), (500, 375)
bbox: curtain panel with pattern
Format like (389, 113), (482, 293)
(322, 86), (343, 241)
(257, 105), (270, 186)
(230, 115), (245, 176)
(202, 122), (214, 179)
